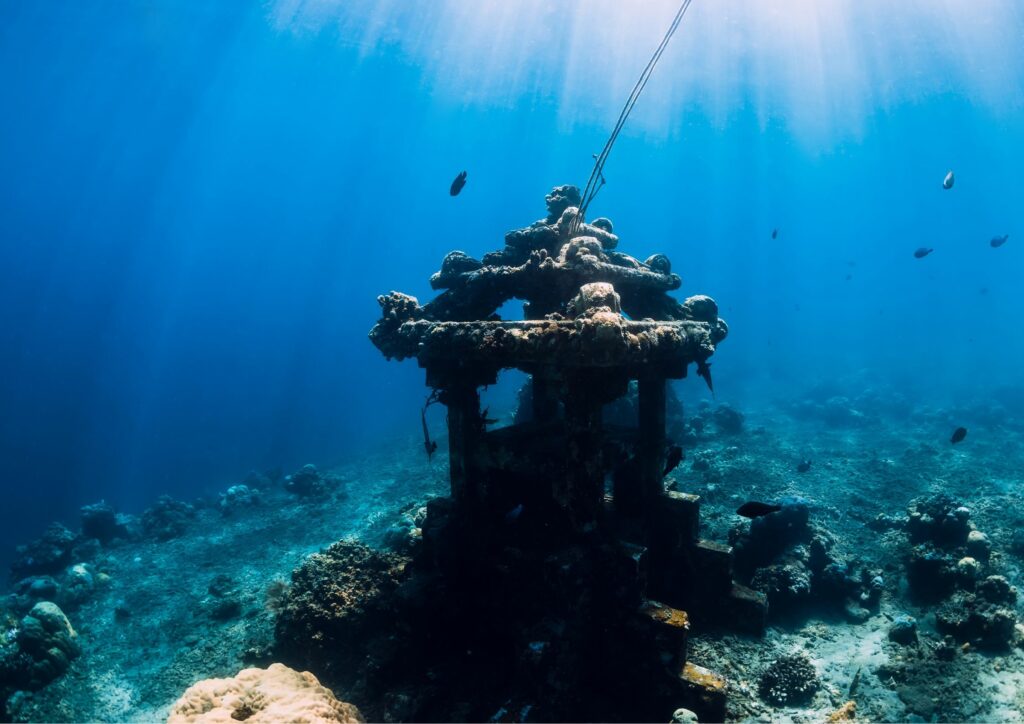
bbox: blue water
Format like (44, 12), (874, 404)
(1, 1), (1022, 572)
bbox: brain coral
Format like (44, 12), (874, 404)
(167, 663), (364, 724)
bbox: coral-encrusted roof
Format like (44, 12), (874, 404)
(369, 185), (727, 375)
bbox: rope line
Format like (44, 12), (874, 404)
(571, 0), (694, 236)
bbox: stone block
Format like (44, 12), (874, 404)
(638, 600), (690, 671)
(678, 662), (727, 723)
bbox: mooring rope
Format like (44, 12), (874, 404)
(571, 0), (695, 236)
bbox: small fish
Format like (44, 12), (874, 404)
(991, 234), (1009, 248)
(844, 273), (852, 281)
(796, 459), (812, 473)
(449, 170), (467, 196)
(504, 503), (524, 523)
(736, 501), (783, 519)
(950, 426), (967, 444)
(663, 445), (684, 476)
(771, 228), (778, 240)
(695, 358), (714, 396)
(913, 247), (934, 259)
(942, 170), (954, 190)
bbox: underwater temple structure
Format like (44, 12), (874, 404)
(370, 185), (766, 721)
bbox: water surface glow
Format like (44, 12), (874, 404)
(269, 0), (1024, 144)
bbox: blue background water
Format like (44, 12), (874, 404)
(1, 0), (1022, 574)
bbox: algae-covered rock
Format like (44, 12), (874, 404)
(888, 614), (918, 645)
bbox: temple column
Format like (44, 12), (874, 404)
(445, 381), (481, 502)
(637, 373), (667, 506)
(559, 372), (607, 529)
(531, 368), (560, 423)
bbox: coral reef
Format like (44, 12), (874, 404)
(903, 493), (999, 605)
(167, 663), (364, 723)
(710, 403), (744, 435)
(934, 575), (1019, 650)
(907, 493), (972, 547)
(731, 499), (811, 573)
(9, 187), (1024, 723)
(379, 502), (428, 555)
(10, 523), (76, 579)
(0, 601), (80, 701)
(274, 541), (408, 676)
(141, 495), (196, 541)
(219, 484), (260, 515)
(758, 653), (819, 707)
(3, 384), (1024, 721)
(79, 502), (136, 544)
(729, 501), (882, 623)
(284, 464), (332, 498)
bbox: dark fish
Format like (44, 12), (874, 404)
(504, 503), (524, 523)
(449, 170), (467, 196)
(771, 228), (778, 240)
(991, 234), (1009, 248)
(796, 459), (812, 473)
(736, 501), (783, 519)
(663, 445), (684, 476)
(844, 273), (852, 281)
(696, 358), (714, 396)
(913, 247), (934, 259)
(942, 170), (954, 190)
(950, 426), (967, 444)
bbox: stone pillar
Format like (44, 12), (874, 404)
(559, 374), (605, 529)
(531, 368), (560, 423)
(445, 381), (481, 502)
(637, 373), (667, 506)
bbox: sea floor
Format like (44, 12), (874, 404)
(4, 389), (1024, 722)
